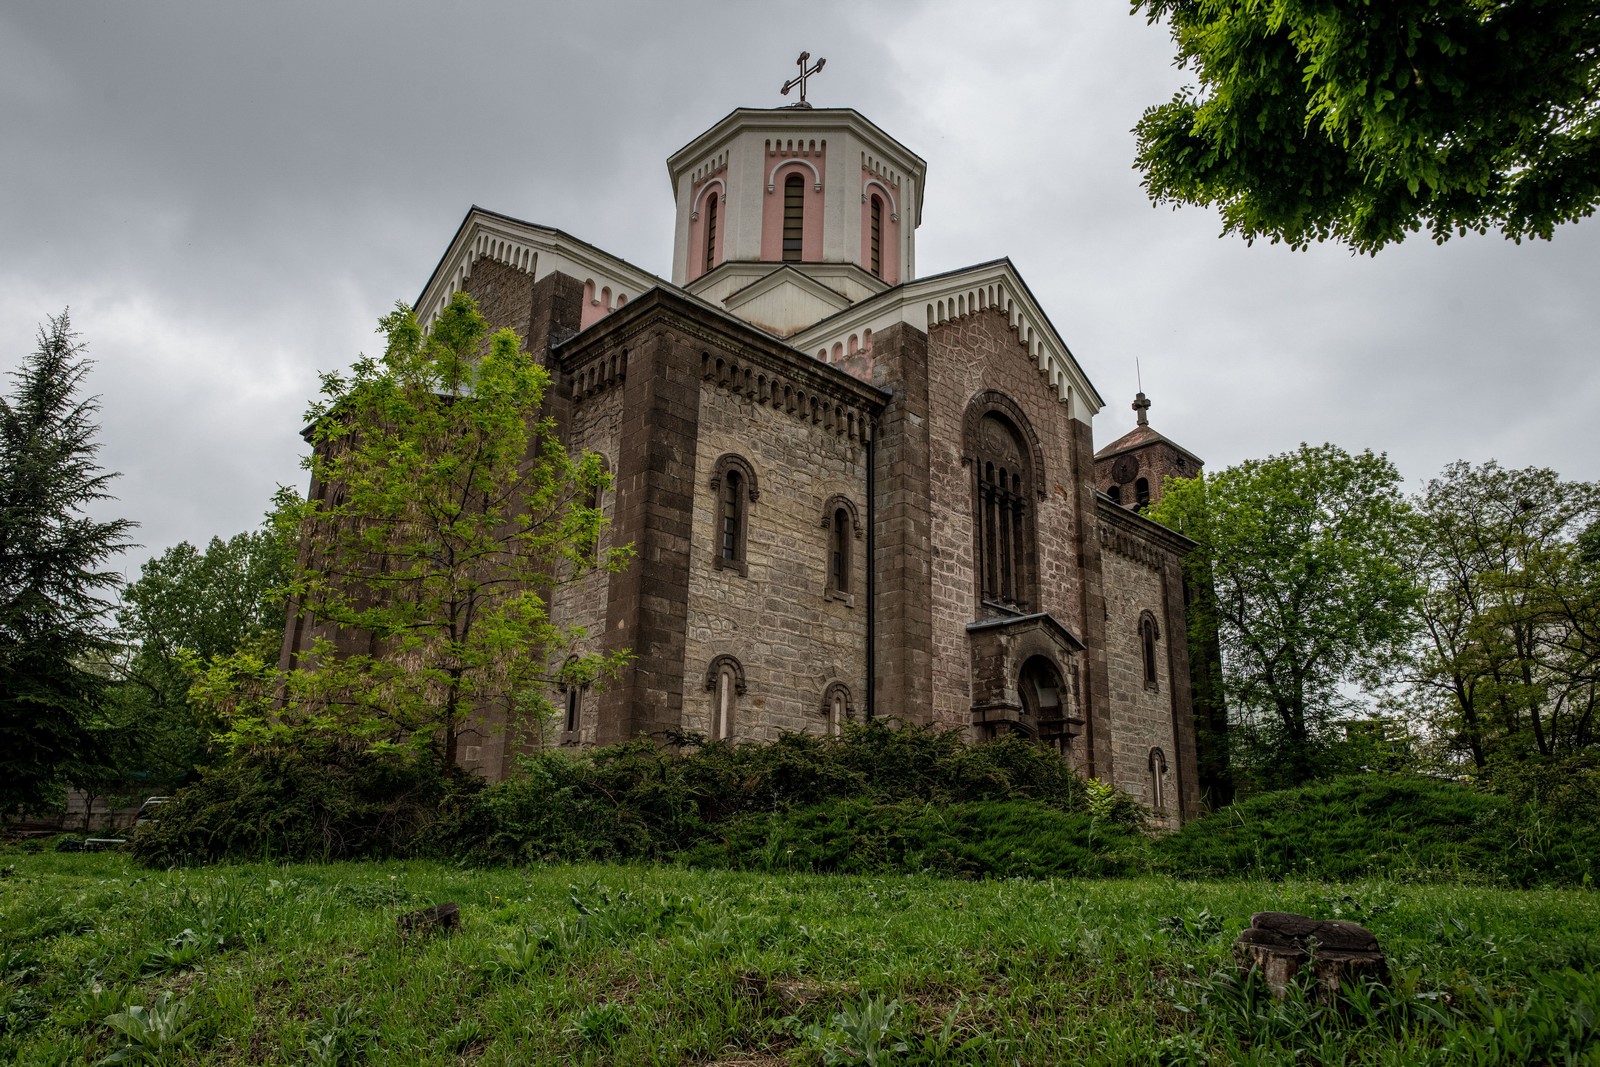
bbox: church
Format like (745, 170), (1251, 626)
(288, 74), (1211, 823)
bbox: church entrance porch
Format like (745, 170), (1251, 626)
(966, 613), (1086, 753)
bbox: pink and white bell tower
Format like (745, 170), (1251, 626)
(666, 99), (925, 337)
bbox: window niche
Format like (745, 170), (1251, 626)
(709, 454), (759, 576)
(821, 681), (854, 735)
(1139, 610), (1161, 691)
(704, 654), (747, 742)
(1148, 747), (1168, 811)
(820, 494), (863, 605)
(558, 655), (588, 746)
(963, 393), (1045, 614)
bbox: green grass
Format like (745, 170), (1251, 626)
(3, 850), (1598, 1065)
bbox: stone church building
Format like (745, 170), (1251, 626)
(286, 97), (1210, 822)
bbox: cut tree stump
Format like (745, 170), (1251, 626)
(1234, 911), (1387, 1000)
(397, 902), (461, 937)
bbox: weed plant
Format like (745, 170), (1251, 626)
(1, 851), (1597, 1064)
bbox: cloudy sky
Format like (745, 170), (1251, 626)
(5, 1), (1597, 579)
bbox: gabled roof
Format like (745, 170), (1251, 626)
(790, 257), (1106, 422)
(414, 206), (669, 327)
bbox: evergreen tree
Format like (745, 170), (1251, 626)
(0, 311), (135, 814)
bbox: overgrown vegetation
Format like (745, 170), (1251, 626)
(2, 852), (1597, 1064)
(129, 725), (1600, 888)
(132, 724), (1145, 874)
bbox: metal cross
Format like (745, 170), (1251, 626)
(781, 51), (826, 108)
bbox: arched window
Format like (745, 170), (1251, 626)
(703, 192), (719, 274)
(821, 681), (853, 735)
(1135, 477), (1151, 511)
(721, 470), (742, 559)
(969, 411), (1037, 611)
(1149, 747), (1168, 811)
(705, 654), (746, 741)
(783, 174), (805, 262)
(710, 454), (759, 576)
(830, 508), (850, 592)
(559, 655), (587, 745)
(1108, 485), (1121, 506)
(821, 495), (861, 604)
(1139, 611), (1161, 690)
(869, 194), (883, 277)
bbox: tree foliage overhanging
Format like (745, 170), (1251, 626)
(1133, 0), (1600, 253)
(0, 312), (135, 814)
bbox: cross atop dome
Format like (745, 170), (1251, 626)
(780, 51), (826, 109)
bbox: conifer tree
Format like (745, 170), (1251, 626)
(0, 311), (135, 813)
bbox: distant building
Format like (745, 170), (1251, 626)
(283, 95), (1209, 822)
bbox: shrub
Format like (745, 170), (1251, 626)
(1152, 775), (1599, 886)
(130, 744), (480, 866)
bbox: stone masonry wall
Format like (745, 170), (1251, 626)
(923, 309), (1089, 733)
(1100, 544), (1180, 823)
(681, 382), (870, 742)
(548, 383), (625, 747)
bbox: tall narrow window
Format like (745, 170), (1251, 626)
(830, 507), (849, 593)
(821, 682), (853, 736)
(870, 194), (883, 277)
(1140, 611), (1160, 690)
(1135, 477), (1151, 511)
(565, 686), (581, 734)
(1149, 748), (1168, 811)
(783, 174), (805, 262)
(969, 408), (1037, 612)
(714, 666), (734, 740)
(1108, 485), (1121, 505)
(711, 453), (758, 576)
(720, 470), (742, 562)
(706, 655), (746, 741)
(703, 192), (719, 274)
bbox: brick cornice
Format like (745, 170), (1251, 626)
(1095, 494), (1195, 567)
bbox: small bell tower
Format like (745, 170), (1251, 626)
(1093, 392), (1204, 512)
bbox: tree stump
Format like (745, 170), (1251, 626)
(397, 902), (460, 938)
(1234, 911), (1386, 1000)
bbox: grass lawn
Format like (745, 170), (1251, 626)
(2, 851), (1597, 1065)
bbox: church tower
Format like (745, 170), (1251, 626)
(1093, 392), (1203, 511)
(666, 98), (925, 337)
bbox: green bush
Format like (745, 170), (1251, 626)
(1152, 775), (1599, 886)
(442, 722), (1145, 867)
(130, 744), (481, 866)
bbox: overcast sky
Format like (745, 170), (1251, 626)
(4, 1), (1597, 580)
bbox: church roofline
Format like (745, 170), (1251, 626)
(554, 284), (890, 412)
(790, 257), (1107, 421)
(666, 107), (928, 227)
(1093, 424), (1203, 467)
(1094, 490), (1198, 554)
(413, 206), (670, 327)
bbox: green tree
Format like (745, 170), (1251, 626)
(0, 311), (135, 814)
(1149, 444), (1417, 788)
(98, 521), (292, 795)
(201, 293), (628, 766)
(1401, 461), (1600, 772)
(1133, 0), (1600, 253)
